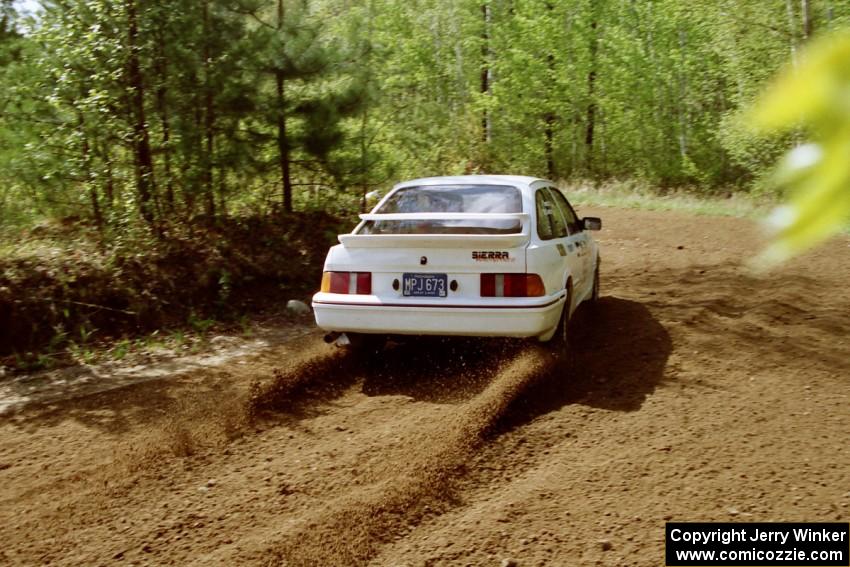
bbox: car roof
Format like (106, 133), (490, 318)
(394, 175), (547, 191)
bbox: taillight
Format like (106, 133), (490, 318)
(320, 271), (371, 294)
(480, 274), (545, 297)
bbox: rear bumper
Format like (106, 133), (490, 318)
(311, 292), (565, 338)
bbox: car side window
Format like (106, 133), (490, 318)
(549, 188), (583, 234)
(544, 188), (569, 238)
(535, 190), (556, 240)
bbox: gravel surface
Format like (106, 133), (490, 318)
(0, 206), (847, 566)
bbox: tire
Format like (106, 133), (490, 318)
(591, 259), (600, 303)
(548, 283), (573, 360)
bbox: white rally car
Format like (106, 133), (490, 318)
(312, 175), (601, 344)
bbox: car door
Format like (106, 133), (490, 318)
(535, 188), (584, 303)
(549, 188), (591, 297)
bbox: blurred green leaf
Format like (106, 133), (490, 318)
(750, 31), (850, 268)
(751, 35), (850, 133)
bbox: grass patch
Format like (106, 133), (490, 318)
(562, 179), (777, 219)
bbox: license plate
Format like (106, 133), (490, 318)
(403, 273), (447, 297)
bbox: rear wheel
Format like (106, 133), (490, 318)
(549, 284), (573, 359)
(591, 260), (600, 303)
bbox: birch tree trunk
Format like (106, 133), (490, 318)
(585, 1), (598, 173)
(481, 2), (492, 144)
(800, 0), (812, 40)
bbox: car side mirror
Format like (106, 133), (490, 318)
(582, 217), (602, 231)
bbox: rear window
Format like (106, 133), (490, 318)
(358, 184), (523, 235)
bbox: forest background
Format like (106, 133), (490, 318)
(0, 0), (845, 364)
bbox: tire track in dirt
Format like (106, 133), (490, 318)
(5, 335), (542, 566)
(237, 345), (557, 566)
(0, 336), (352, 565)
(0, 296), (664, 566)
(122, 337), (347, 464)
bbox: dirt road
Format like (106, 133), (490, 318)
(1, 207), (848, 566)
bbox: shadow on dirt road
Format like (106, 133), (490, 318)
(492, 296), (672, 433)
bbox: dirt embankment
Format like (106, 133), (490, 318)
(0, 212), (348, 364)
(0, 207), (848, 566)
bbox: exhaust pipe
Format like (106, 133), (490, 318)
(324, 332), (352, 347)
(323, 332), (341, 344)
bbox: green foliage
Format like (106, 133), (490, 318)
(2, 0), (850, 231)
(0, 0), (366, 227)
(112, 338), (131, 360)
(78, 323), (97, 344)
(188, 311), (215, 334)
(750, 30), (850, 266)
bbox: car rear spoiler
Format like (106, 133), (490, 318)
(338, 212), (531, 249)
(358, 213), (529, 222)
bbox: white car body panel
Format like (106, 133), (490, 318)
(312, 175), (599, 341)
